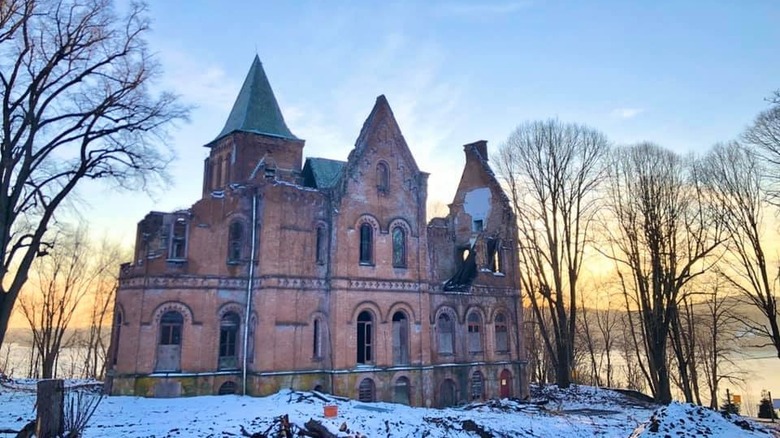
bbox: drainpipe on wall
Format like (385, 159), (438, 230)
(242, 193), (258, 396)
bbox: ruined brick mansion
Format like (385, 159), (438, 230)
(107, 56), (528, 407)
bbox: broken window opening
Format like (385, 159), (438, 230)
(472, 219), (483, 233)
(356, 311), (373, 364)
(467, 312), (482, 353)
(313, 318), (322, 359)
(488, 239), (502, 273)
(219, 312), (240, 369)
(359, 223), (373, 265)
(392, 311), (410, 365)
(437, 313), (454, 355)
(169, 219), (187, 260)
(228, 221), (244, 263)
(495, 313), (509, 352)
(392, 226), (406, 268)
(358, 378), (375, 402)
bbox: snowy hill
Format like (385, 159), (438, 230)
(1, 379), (776, 437)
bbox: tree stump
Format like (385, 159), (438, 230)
(36, 379), (64, 438)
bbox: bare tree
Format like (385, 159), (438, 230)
(0, 0), (188, 349)
(744, 91), (780, 202)
(495, 119), (609, 388)
(605, 143), (722, 404)
(702, 141), (780, 359)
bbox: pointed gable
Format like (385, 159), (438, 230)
(211, 55), (298, 144)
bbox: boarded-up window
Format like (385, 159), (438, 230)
(495, 313), (509, 352)
(470, 371), (484, 400)
(467, 312), (482, 353)
(359, 223), (373, 265)
(437, 313), (454, 355)
(392, 311), (409, 365)
(357, 311), (373, 364)
(358, 378), (375, 402)
(156, 311), (183, 372)
(439, 379), (457, 408)
(218, 381), (237, 395)
(219, 312), (240, 369)
(394, 377), (411, 405)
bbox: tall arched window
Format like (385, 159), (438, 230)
(437, 313), (454, 355)
(376, 162), (389, 194)
(156, 311), (183, 372)
(467, 312), (482, 353)
(392, 226), (406, 268)
(392, 311), (409, 365)
(439, 379), (457, 408)
(315, 225), (327, 264)
(111, 309), (123, 366)
(394, 376), (411, 405)
(219, 312), (240, 369)
(228, 221), (243, 263)
(359, 223), (373, 265)
(313, 318), (322, 358)
(495, 312), (509, 352)
(357, 311), (373, 364)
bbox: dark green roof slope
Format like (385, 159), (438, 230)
(302, 157), (346, 189)
(211, 55), (298, 144)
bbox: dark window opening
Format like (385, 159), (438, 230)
(316, 226), (327, 264)
(376, 162), (389, 194)
(313, 318), (321, 358)
(394, 377), (411, 405)
(472, 219), (483, 233)
(219, 312), (240, 369)
(358, 378), (375, 402)
(228, 221), (243, 263)
(470, 371), (484, 401)
(112, 310), (123, 366)
(467, 312), (482, 353)
(488, 239), (502, 273)
(160, 311), (183, 345)
(170, 219), (187, 260)
(359, 223), (373, 265)
(247, 315), (256, 364)
(357, 311), (373, 364)
(495, 313), (509, 352)
(437, 313), (454, 355)
(392, 226), (406, 268)
(439, 379), (457, 408)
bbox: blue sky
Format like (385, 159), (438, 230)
(82, 0), (780, 243)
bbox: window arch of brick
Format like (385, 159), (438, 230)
(435, 307), (457, 355)
(494, 311), (509, 353)
(314, 222), (328, 264)
(358, 378), (376, 402)
(391, 226), (406, 268)
(111, 305), (125, 366)
(394, 376), (411, 405)
(219, 312), (241, 369)
(391, 311), (410, 365)
(151, 301), (194, 325)
(359, 223), (373, 265)
(470, 370), (485, 401)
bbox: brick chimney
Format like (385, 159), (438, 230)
(464, 140), (488, 162)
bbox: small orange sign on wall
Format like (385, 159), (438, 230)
(732, 394), (742, 404)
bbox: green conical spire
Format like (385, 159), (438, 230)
(213, 55), (298, 142)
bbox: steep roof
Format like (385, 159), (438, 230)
(210, 55), (298, 144)
(302, 157), (346, 189)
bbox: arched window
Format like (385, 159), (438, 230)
(247, 315), (256, 364)
(470, 371), (484, 401)
(219, 312), (240, 369)
(315, 225), (327, 264)
(169, 219), (187, 260)
(227, 221), (243, 263)
(358, 378), (375, 402)
(156, 311), (183, 372)
(437, 313), (454, 355)
(218, 381), (237, 395)
(392, 226), (406, 268)
(495, 313), (509, 352)
(359, 223), (373, 265)
(467, 312), (482, 353)
(376, 162), (389, 194)
(394, 377), (411, 405)
(357, 311), (373, 364)
(439, 379), (457, 408)
(313, 318), (322, 358)
(392, 311), (409, 365)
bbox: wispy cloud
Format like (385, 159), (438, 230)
(433, 1), (533, 18)
(611, 107), (644, 119)
(156, 48), (239, 112)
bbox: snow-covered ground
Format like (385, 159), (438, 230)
(1, 379), (777, 437)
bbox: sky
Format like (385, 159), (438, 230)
(77, 0), (780, 245)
